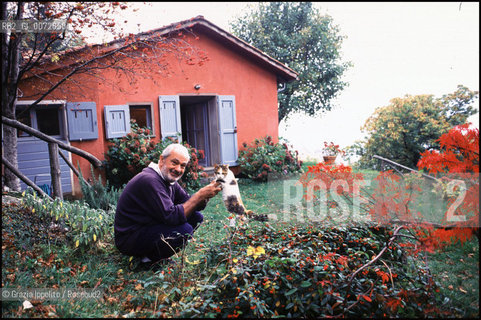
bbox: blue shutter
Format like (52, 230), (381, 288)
(104, 105), (131, 139)
(217, 95), (238, 166)
(66, 102), (98, 141)
(158, 95), (182, 142)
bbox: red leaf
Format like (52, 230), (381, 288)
(361, 294), (372, 302)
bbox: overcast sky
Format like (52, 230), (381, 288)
(88, 2), (479, 161)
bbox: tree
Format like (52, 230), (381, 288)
(356, 85), (478, 170)
(1, 2), (206, 190)
(297, 126), (479, 315)
(417, 123), (479, 240)
(230, 2), (351, 123)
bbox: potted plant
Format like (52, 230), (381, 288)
(322, 142), (344, 165)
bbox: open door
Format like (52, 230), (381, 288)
(158, 94), (238, 167)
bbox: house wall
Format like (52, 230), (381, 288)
(19, 29), (280, 195)
(18, 69), (105, 195)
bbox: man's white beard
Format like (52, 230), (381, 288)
(148, 162), (180, 184)
(160, 166), (182, 184)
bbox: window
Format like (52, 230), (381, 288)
(129, 104), (153, 133)
(15, 103), (63, 138)
(15, 107), (32, 137)
(36, 107), (61, 136)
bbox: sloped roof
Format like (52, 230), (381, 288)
(142, 15), (299, 82)
(30, 16), (298, 83)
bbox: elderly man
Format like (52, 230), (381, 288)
(114, 143), (221, 269)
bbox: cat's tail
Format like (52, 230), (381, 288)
(246, 210), (268, 222)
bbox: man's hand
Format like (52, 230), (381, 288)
(197, 180), (222, 200)
(182, 180), (222, 218)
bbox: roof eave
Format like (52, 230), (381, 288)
(24, 16), (299, 82)
(96, 15), (298, 81)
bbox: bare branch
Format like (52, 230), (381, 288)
(1, 116), (103, 168)
(347, 225), (404, 285)
(2, 155), (52, 200)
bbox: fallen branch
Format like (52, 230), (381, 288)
(340, 225), (406, 316)
(347, 225), (404, 285)
(373, 155), (438, 181)
(380, 259), (395, 289)
(390, 219), (479, 238)
(336, 281), (375, 317)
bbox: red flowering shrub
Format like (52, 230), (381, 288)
(298, 163), (365, 219)
(176, 225), (450, 318)
(104, 121), (207, 191)
(238, 136), (303, 182)
(416, 123), (479, 248)
(418, 123), (479, 174)
(299, 162), (363, 198)
(298, 122), (479, 251)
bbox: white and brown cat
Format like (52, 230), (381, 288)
(213, 164), (268, 223)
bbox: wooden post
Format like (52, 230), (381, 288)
(58, 149), (91, 187)
(48, 142), (63, 200)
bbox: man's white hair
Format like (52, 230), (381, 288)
(161, 143), (190, 161)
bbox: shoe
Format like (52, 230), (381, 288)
(128, 256), (142, 271)
(149, 258), (174, 272)
(128, 256), (173, 272)
(128, 256), (155, 272)
(141, 256), (152, 263)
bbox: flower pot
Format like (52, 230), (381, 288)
(323, 155), (337, 165)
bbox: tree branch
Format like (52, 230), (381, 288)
(2, 155), (52, 200)
(1, 116), (103, 168)
(347, 225), (404, 285)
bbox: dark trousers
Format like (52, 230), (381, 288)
(119, 212), (203, 261)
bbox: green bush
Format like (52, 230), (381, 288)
(181, 143), (209, 192)
(103, 121), (164, 188)
(175, 224), (447, 318)
(78, 165), (122, 211)
(104, 121), (207, 192)
(237, 136), (303, 181)
(20, 189), (112, 250)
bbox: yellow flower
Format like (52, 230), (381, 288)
(185, 257), (200, 265)
(75, 240), (79, 248)
(32, 208), (35, 213)
(93, 234), (97, 241)
(233, 258), (238, 264)
(247, 246), (265, 259)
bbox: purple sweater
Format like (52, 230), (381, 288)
(114, 167), (204, 240)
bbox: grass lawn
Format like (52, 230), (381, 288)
(1, 166), (479, 317)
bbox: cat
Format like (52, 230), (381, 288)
(213, 164), (268, 223)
